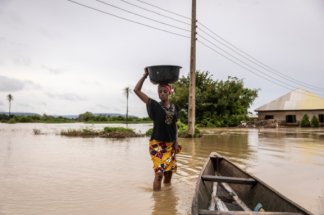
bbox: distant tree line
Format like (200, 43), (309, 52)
(0, 112), (151, 124)
(0, 114), (75, 123)
(77, 112), (151, 123)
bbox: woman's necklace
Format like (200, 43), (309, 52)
(160, 102), (174, 125)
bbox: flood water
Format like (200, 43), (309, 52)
(0, 123), (324, 215)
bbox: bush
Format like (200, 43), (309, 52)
(61, 127), (139, 138)
(18, 116), (32, 122)
(60, 128), (98, 137)
(33, 129), (41, 135)
(311, 116), (319, 127)
(0, 114), (9, 121)
(145, 128), (153, 136)
(301, 114), (311, 127)
(227, 114), (247, 127)
(8, 118), (16, 124)
(177, 120), (201, 138)
(103, 127), (135, 134)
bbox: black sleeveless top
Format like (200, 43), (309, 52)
(146, 98), (178, 142)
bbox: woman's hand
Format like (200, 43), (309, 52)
(174, 142), (182, 154)
(143, 68), (149, 79)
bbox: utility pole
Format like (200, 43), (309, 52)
(188, 0), (196, 137)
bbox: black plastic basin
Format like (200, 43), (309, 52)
(146, 65), (182, 84)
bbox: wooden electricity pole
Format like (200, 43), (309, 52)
(188, 0), (196, 137)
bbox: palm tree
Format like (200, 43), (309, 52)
(123, 87), (132, 125)
(7, 94), (13, 117)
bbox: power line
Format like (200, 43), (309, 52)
(135, 0), (190, 20)
(198, 39), (324, 98)
(96, 0), (190, 33)
(198, 40), (296, 91)
(197, 35), (299, 90)
(197, 26), (324, 93)
(197, 22), (324, 91)
(68, 0), (323, 94)
(134, 0), (324, 92)
(66, 0), (190, 38)
(116, 0), (191, 26)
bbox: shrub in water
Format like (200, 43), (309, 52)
(103, 127), (135, 134)
(177, 120), (201, 138)
(301, 114), (311, 127)
(60, 127), (142, 138)
(8, 118), (16, 124)
(33, 129), (41, 135)
(311, 116), (319, 127)
(145, 128), (153, 136)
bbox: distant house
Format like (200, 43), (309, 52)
(255, 89), (324, 126)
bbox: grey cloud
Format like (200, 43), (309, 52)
(0, 100), (4, 106)
(0, 75), (41, 92)
(0, 0), (10, 12)
(40, 102), (47, 106)
(92, 104), (120, 113)
(16, 102), (34, 109)
(0, 36), (27, 48)
(95, 104), (110, 109)
(0, 75), (24, 92)
(38, 27), (58, 39)
(46, 92), (86, 101)
(81, 80), (102, 86)
(24, 80), (41, 90)
(13, 56), (32, 66)
(42, 65), (65, 74)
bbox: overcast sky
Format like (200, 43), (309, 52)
(1, 0), (323, 117)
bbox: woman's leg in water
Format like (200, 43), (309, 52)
(163, 171), (172, 184)
(153, 172), (163, 191)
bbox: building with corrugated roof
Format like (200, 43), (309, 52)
(255, 89), (324, 126)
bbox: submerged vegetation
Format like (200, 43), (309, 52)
(61, 126), (142, 138)
(52, 121), (199, 139)
(33, 129), (42, 135)
(301, 114), (320, 128)
(177, 120), (201, 138)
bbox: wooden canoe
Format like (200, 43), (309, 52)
(192, 152), (313, 215)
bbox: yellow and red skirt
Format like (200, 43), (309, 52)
(149, 139), (178, 173)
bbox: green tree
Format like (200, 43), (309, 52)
(7, 94), (13, 117)
(171, 71), (258, 127)
(301, 114), (311, 127)
(78, 112), (95, 122)
(171, 71), (217, 124)
(310, 115), (319, 127)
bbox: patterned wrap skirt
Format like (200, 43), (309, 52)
(149, 139), (178, 174)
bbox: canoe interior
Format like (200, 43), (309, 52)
(192, 152), (312, 215)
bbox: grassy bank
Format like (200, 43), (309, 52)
(60, 127), (143, 138)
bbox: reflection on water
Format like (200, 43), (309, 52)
(1, 124), (324, 214)
(151, 186), (177, 215)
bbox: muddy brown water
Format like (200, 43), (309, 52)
(0, 123), (324, 215)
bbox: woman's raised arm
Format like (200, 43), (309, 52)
(134, 69), (150, 104)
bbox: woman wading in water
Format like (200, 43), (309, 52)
(134, 68), (181, 191)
